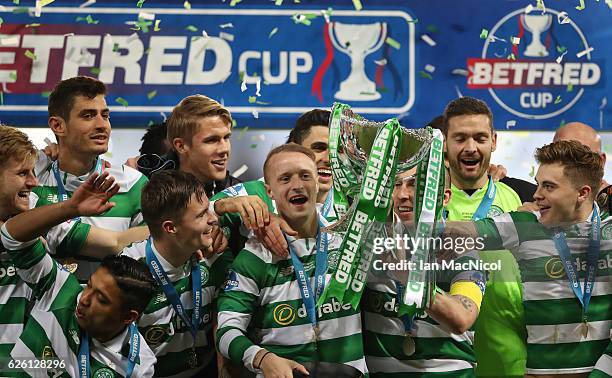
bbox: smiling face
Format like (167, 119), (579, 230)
(52, 95), (111, 158)
(265, 151), (319, 224)
(177, 116), (231, 182)
(76, 267), (128, 340)
(171, 193), (217, 252)
(299, 126), (332, 197)
(446, 114), (496, 188)
(534, 163), (591, 227)
(393, 168), (417, 223)
(0, 157), (37, 218)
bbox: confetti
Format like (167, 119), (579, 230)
(275, 0), (283, 5)
(256, 78), (261, 96)
(557, 11), (570, 24)
(352, 0), (362, 11)
(252, 134), (266, 142)
(248, 96), (256, 103)
(421, 34), (436, 47)
(154, 19), (161, 31)
(512, 37), (520, 45)
(506, 120), (516, 129)
(136, 0), (145, 8)
(374, 58), (387, 66)
(26, 23), (41, 28)
(536, 0), (546, 13)
(507, 53), (516, 61)
(241, 79), (247, 92)
(219, 23), (234, 29)
(529, 165), (535, 177)
(8, 72), (17, 81)
(452, 68), (469, 76)
(555, 51), (567, 64)
(231, 164), (248, 178)
(90, 67), (100, 75)
(385, 37), (401, 49)
(424, 64), (435, 73)
(321, 8), (333, 24)
(219, 32), (234, 42)
(185, 25), (198, 32)
(147, 90), (157, 100)
(12, 7), (29, 14)
(252, 110), (259, 119)
(419, 71), (433, 79)
(24, 50), (37, 60)
(556, 45), (567, 53)
(480, 29), (489, 39)
(230, 0), (242, 6)
(292, 13), (318, 26)
(41, 91), (51, 97)
(599, 97), (607, 129)
(115, 97), (129, 107)
(79, 0), (96, 7)
(525, 4), (533, 13)
(112, 43), (120, 52)
(554, 95), (562, 104)
(250, 144), (258, 149)
(576, 47), (594, 58)
(575, 0), (585, 10)
(567, 83), (573, 92)
(237, 127), (249, 140)
(138, 12), (155, 20)
(269, 27), (278, 38)
(183, 1), (191, 9)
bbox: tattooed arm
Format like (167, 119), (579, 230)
(426, 284), (481, 335)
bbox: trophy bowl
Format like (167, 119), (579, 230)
(339, 106), (433, 180)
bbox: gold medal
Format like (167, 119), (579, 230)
(581, 321), (589, 339)
(402, 335), (415, 356)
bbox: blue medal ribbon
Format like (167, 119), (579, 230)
(552, 206), (600, 321)
(145, 238), (202, 342)
(52, 158), (102, 222)
(321, 188), (334, 219)
(78, 323), (139, 378)
(395, 281), (415, 331)
(471, 176), (496, 221)
(286, 221), (328, 328)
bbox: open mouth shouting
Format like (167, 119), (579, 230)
(317, 167), (332, 184)
(288, 193), (309, 208)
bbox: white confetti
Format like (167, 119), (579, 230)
(421, 34), (436, 47)
(138, 12), (155, 21)
(374, 58), (387, 66)
(231, 164), (249, 178)
(79, 0), (96, 7)
(240, 80), (247, 92)
(506, 120), (517, 129)
(454, 85), (464, 98)
(219, 23), (234, 29)
(34, 1), (42, 17)
(251, 110), (259, 119)
(202, 30), (209, 38)
(599, 97), (607, 129)
(555, 50), (568, 64)
(160, 112), (167, 122)
(424, 64), (435, 73)
(488, 35), (507, 43)
(126, 32), (140, 43)
(525, 4), (533, 13)
(512, 37), (521, 45)
(0, 36), (20, 46)
(255, 77), (261, 97)
(451, 68), (469, 76)
(557, 11), (570, 24)
(576, 47), (594, 58)
(219, 32), (234, 42)
(321, 9), (331, 24)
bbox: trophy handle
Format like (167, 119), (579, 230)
(364, 22), (388, 56)
(328, 22), (349, 53)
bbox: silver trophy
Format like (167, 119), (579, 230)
(521, 14), (553, 57)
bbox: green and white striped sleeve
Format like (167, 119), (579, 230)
(475, 211), (541, 251)
(216, 247), (267, 372)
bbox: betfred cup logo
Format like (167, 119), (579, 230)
(329, 22), (387, 101)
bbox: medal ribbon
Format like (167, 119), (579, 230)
(552, 206), (600, 321)
(471, 176), (496, 221)
(287, 220), (329, 327)
(78, 323), (139, 378)
(145, 238), (202, 342)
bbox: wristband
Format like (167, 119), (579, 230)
(255, 351), (272, 370)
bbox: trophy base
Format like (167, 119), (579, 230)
(524, 46), (549, 57)
(335, 89), (382, 102)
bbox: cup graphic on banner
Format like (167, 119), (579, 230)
(328, 22), (387, 101)
(521, 14), (553, 57)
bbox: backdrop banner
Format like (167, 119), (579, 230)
(0, 0), (609, 130)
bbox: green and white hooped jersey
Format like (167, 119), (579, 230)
(590, 340), (612, 377)
(33, 153), (148, 231)
(216, 217), (366, 376)
(362, 250), (483, 377)
(0, 217), (90, 366)
(475, 210), (612, 375)
(1, 232), (156, 378)
(121, 240), (233, 378)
